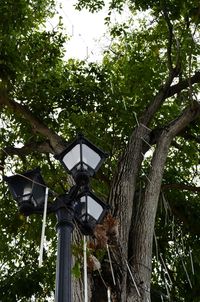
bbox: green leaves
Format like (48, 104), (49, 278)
(0, 0), (200, 300)
(75, 0), (105, 12)
(0, 0), (55, 32)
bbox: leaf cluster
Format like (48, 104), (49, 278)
(0, 0), (200, 300)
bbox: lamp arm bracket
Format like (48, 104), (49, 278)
(67, 184), (80, 201)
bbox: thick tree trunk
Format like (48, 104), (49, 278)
(128, 132), (172, 301)
(107, 129), (171, 302)
(107, 104), (200, 302)
(108, 125), (150, 301)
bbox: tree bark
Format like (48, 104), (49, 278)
(102, 101), (200, 302)
(106, 71), (177, 301)
(125, 103), (200, 301)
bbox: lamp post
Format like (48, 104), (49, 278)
(4, 134), (109, 302)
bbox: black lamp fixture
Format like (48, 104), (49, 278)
(55, 133), (108, 186)
(4, 167), (46, 215)
(4, 134), (109, 302)
(74, 190), (109, 235)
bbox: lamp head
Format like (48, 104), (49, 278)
(55, 134), (108, 185)
(4, 168), (46, 215)
(74, 190), (109, 235)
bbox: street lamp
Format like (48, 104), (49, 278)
(4, 134), (109, 302)
(55, 133), (108, 185)
(74, 189), (109, 235)
(4, 167), (46, 216)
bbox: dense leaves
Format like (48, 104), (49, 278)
(0, 0), (200, 301)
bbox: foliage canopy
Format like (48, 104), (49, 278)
(0, 0), (200, 301)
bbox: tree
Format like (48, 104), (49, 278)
(0, 0), (200, 301)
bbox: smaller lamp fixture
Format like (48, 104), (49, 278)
(55, 134), (108, 185)
(74, 190), (109, 235)
(4, 168), (47, 215)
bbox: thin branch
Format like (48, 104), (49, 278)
(162, 0), (174, 71)
(0, 91), (65, 153)
(2, 141), (54, 157)
(162, 183), (200, 193)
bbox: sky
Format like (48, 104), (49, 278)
(48, 0), (132, 61)
(55, 0), (109, 61)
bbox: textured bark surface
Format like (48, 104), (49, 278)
(108, 103), (200, 302)
(108, 126), (149, 300)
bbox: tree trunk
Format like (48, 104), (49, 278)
(108, 125), (150, 300)
(105, 104), (200, 302)
(127, 131), (172, 301)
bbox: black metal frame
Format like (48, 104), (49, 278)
(3, 168), (46, 214)
(74, 190), (110, 235)
(55, 133), (108, 179)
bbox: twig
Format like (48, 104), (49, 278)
(125, 260), (141, 297)
(39, 187), (49, 267)
(83, 235), (88, 302)
(107, 244), (116, 286)
(189, 247), (194, 275)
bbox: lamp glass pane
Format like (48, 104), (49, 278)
(82, 144), (101, 170)
(87, 196), (103, 220)
(79, 197), (86, 216)
(22, 183), (32, 201)
(33, 188), (45, 206)
(62, 144), (80, 171)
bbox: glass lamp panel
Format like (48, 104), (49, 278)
(4, 168), (46, 211)
(8, 176), (30, 200)
(79, 196), (87, 217)
(76, 163), (88, 171)
(32, 181), (46, 207)
(82, 143), (101, 170)
(62, 144), (80, 171)
(22, 183), (33, 201)
(87, 196), (103, 220)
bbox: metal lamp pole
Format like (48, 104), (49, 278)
(55, 201), (73, 301)
(54, 186), (79, 302)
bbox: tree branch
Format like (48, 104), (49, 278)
(149, 120), (200, 148)
(138, 68), (200, 130)
(162, 0), (174, 71)
(166, 101), (200, 138)
(140, 70), (177, 126)
(129, 101), (200, 290)
(162, 183), (200, 192)
(2, 141), (54, 157)
(148, 101), (200, 144)
(0, 90), (66, 154)
(166, 71), (200, 98)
